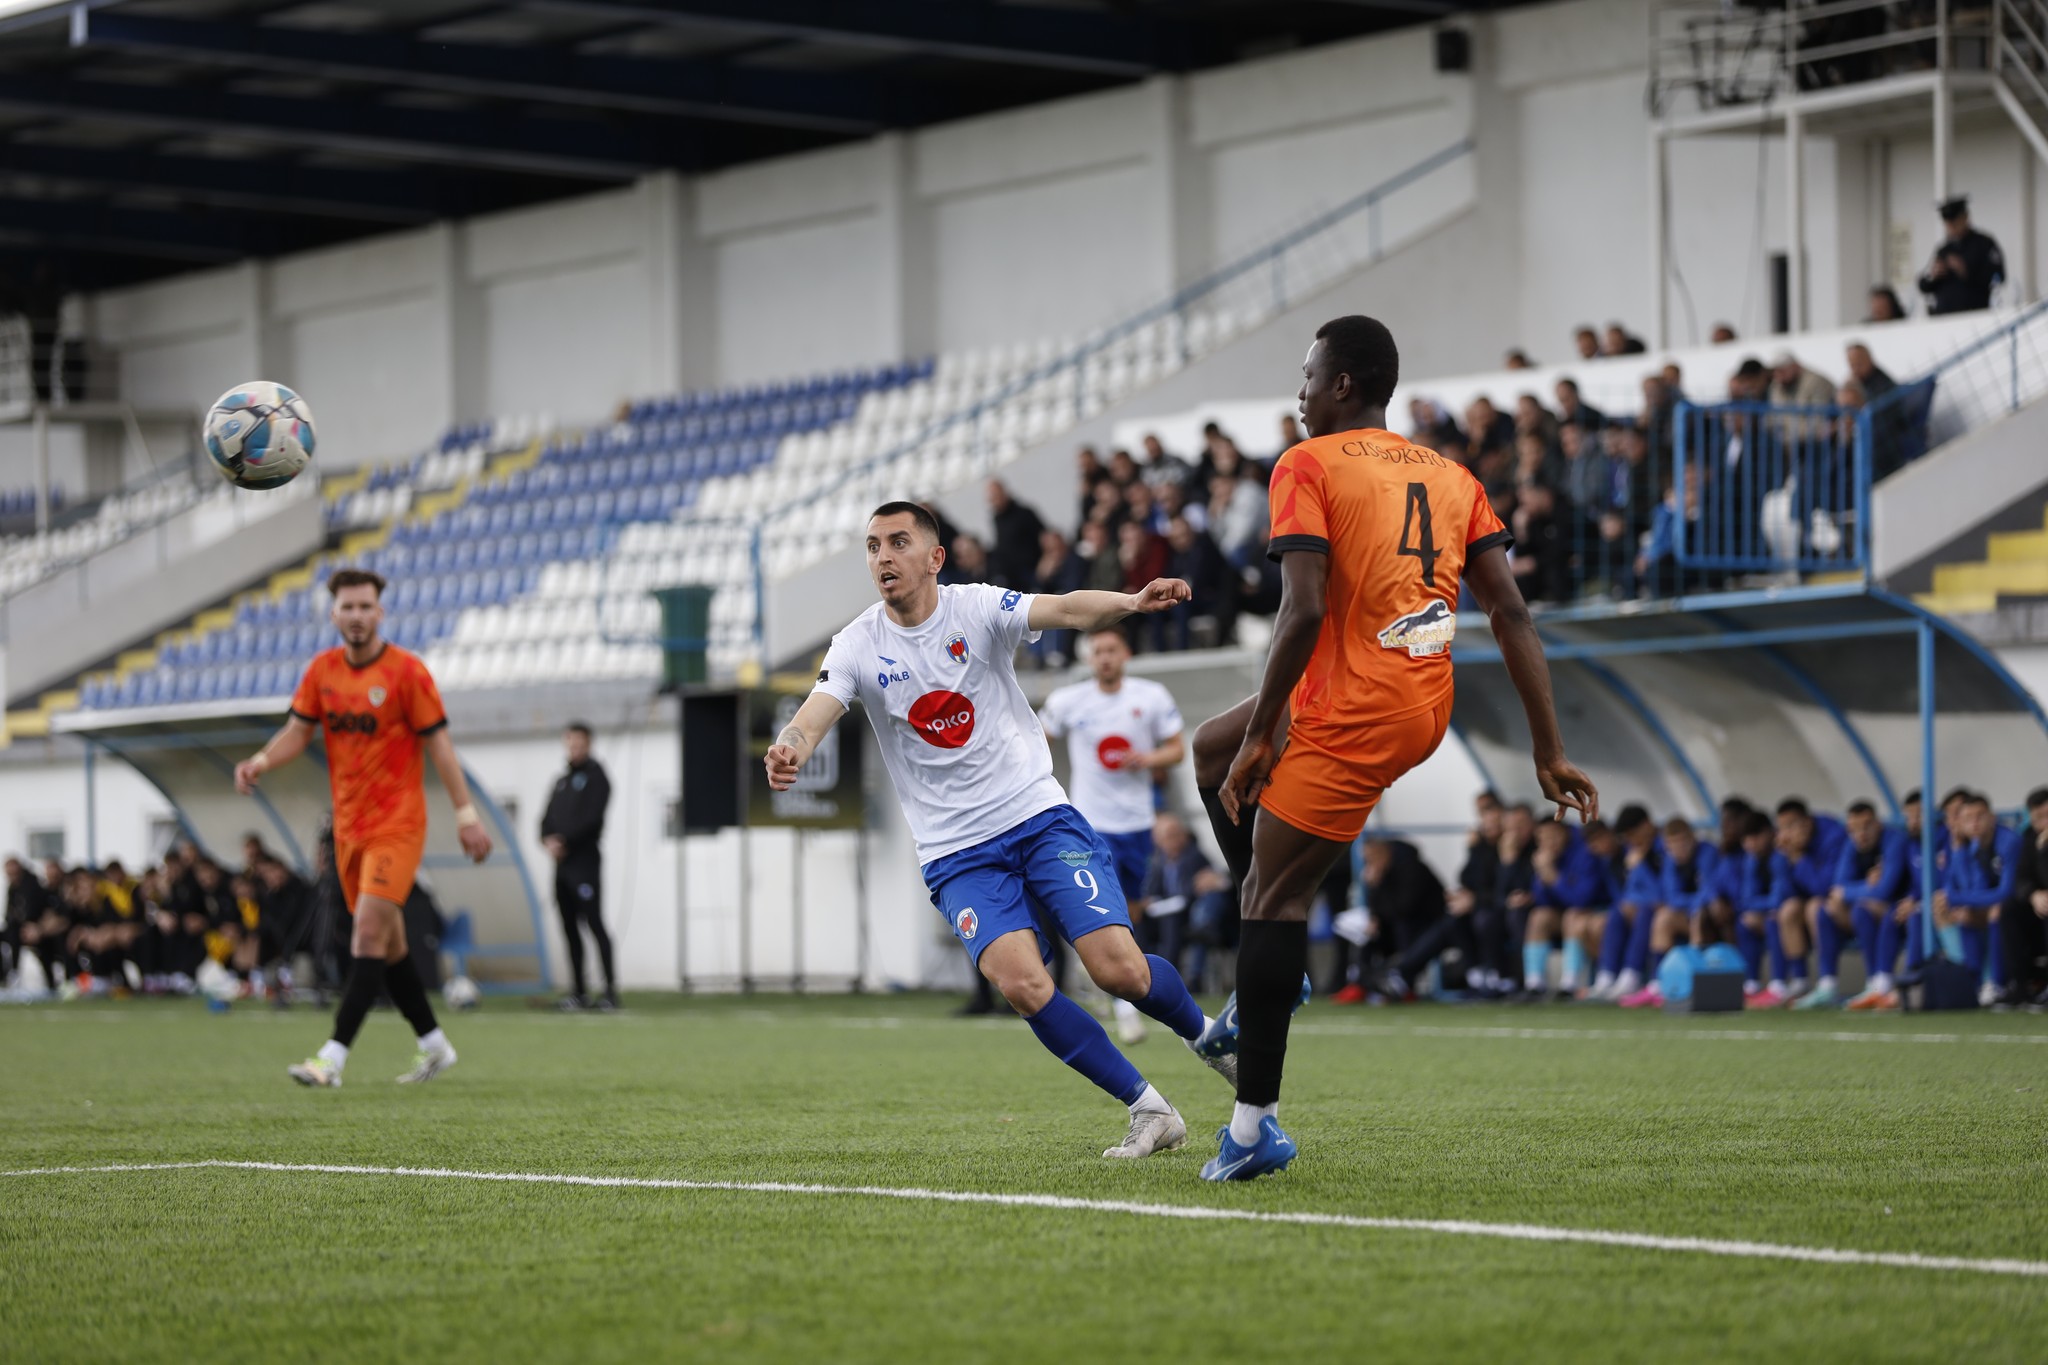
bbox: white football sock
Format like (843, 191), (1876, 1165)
(317, 1040), (349, 1069)
(1866, 972), (1893, 994)
(1614, 969), (1641, 996)
(1111, 998), (1140, 1023)
(1129, 1083), (1171, 1116)
(1815, 975), (1836, 993)
(419, 1027), (451, 1055)
(1229, 1102), (1276, 1147)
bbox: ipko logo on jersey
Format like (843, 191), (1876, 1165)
(907, 691), (975, 748)
(1095, 735), (1134, 770)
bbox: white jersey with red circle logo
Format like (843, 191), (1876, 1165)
(1038, 676), (1184, 836)
(811, 583), (1068, 863)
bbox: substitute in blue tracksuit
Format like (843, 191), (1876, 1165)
(1597, 806), (1663, 999)
(1938, 794), (2020, 997)
(1619, 818), (1723, 1007)
(1771, 799), (1845, 1003)
(1805, 801), (1909, 1009)
(1523, 819), (1614, 998)
(1714, 810), (1792, 999)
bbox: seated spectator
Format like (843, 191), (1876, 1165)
(1997, 787), (2048, 1010)
(1710, 322), (1738, 344)
(1640, 373), (1676, 459)
(1075, 446), (1107, 523)
(1554, 377), (1605, 433)
(1124, 480), (1165, 536)
(17, 860), (74, 988)
(1844, 343), (1895, 402)
(1636, 463), (1715, 598)
(1465, 396), (1515, 462)
(939, 533), (992, 585)
(1162, 515), (1234, 650)
(1594, 425), (1653, 596)
(1078, 519), (1123, 592)
(1367, 802), (1514, 1001)
(1158, 480), (1205, 535)
(1208, 468), (1269, 568)
(1106, 447), (1141, 488)
(65, 866), (139, 991)
(1274, 413), (1303, 461)
(1866, 285), (1907, 322)
(1135, 813), (1225, 977)
(1031, 529), (1088, 666)
(1768, 351), (1835, 412)
(1350, 838), (1445, 999)
(1504, 348), (1535, 370)
(1086, 477), (1126, 534)
(1195, 425), (1259, 496)
(1512, 430), (1559, 491)
(986, 480), (1045, 590)
(1408, 397), (1463, 451)
(1138, 432), (1191, 494)
(1603, 323), (1648, 356)
(1728, 356), (1769, 402)
(1513, 393), (1559, 446)
(1116, 519), (1168, 597)
(1572, 325), (1600, 360)
(3, 855), (47, 984)
(1662, 362), (1686, 403)
(1557, 422), (1609, 546)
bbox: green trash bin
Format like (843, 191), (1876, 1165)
(652, 583), (715, 689)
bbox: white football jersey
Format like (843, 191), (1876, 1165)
(812, 583), (1069, 863)
(1039, 676), (1184, 835)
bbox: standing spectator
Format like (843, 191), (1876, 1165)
(1349, 838), (1445, 999)
(1162, 515), (1234, 649)
(1640, 374), (1677, 458)
(985, 480), (1046, 590)
(1557, 422), (1610, 543)
(3, 856), (46, 985)
(1865, 285), (1907, 322)
(1116, 519), (1168, 596)
(1273, 414), (1303, 462)
(1408, 397), (1462, 450)
(1918, 197), (2005, 316)
(1074, 446), (1107, 524)
(1636, 463), (1711, 597)
(1137, 432), (1192, 494)
(1572, 325), (1601, 360)
(1031, 528), (1089, 666)
(1554, 377), (1606, 433)
(1603, 323), (1647, 356)
(1464, 396), (1515, 462)
(1123, 480), (1165, 536)
(1077, 519), (1123, 592)
(1844, 343), (1895, 402)
(1504, 348), (1535, 370)
(542, 721), (617, 1010)
(1998, 787), (2048, 1009)
(1513, 393), (1560, 447)
(1661, 363), (1686, 403)
(939, 534), (992, 585)
(1710, 322), (1739, 344)
(1511, 481), (1573, 603)
(1106, 448), (1140, 489)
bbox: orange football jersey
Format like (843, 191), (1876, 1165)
(290, 644), (448, 846)
(1267, 428), (1511, 729)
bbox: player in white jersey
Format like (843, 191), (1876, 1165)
(1039, 628), (1185, 1046)
(767, 502), (1236, 1159)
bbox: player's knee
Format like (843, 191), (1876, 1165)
(992, 969), (1054, 1017)
(1087, 951), (1151, 1001)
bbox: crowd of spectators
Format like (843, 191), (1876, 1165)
(1334, 784), (2048, 1013)
(1, 834), (337, 1002)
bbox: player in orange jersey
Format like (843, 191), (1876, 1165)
(234, 568), (493, 1087)
(1190, 316), (1598, 1180)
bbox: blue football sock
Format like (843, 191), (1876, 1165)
(1523, 942), (1551, 991)
(1133, 954), (1204, 1041)
(1765, 919), (1788, 983)
(1852, 906), (1881, 979)
(1024, 990), (1148, 1105)
(1986, 926), (2004, 986)
(1735, 919), (1766, 983)
(1815, 911), (1844, 978)
(1938, 923), (1966, 964)
(1598, 908), (1628, 977)
(1561, 940), (1588, 990)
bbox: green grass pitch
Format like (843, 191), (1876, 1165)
(5, 994), (2046, 1363)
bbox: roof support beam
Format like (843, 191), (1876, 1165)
(522, 0), (1182, 76)
(72, 11), (898, 134)
(0, 72), (684, 179)
(0, 142), (467, 223)
(0, 195), (256, 262)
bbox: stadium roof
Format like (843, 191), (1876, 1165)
(0, 0), (1503, 301)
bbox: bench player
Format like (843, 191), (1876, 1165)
(766, 503), (1233, 1160)
(235, 568), (493, 1087)
(1192, 316), (1598, 1180)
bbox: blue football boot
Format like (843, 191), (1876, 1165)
(1198, 1116), (1297, 1182)
(1191, 974), (1312, 1060)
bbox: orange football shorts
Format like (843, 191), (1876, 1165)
(1257, 695), (1453, 843)
(335, 829), (427, 912)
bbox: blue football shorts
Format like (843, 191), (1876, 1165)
(922, 805), (1134, 966)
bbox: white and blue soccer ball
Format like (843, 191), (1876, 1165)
(204, 380), (317, 490)
(443, 974), (482, 1011)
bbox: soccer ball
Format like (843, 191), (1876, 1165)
(204, 380), (317, 490)
(443, 974), (482, 1011)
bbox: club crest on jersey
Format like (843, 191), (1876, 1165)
(957, 907), (979, 940)
(1058, 850), (1092, 869)
(1377, 600), (1456, 657)
(944, 632), (970, 665)
(367, 686), (387, 707)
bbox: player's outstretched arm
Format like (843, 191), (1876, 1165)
(765, 692), (848, 792)
(1026, 580), (1190, 633)
(424, 727), (495, 863)
(234, 716), (316, 794)
(1465, 544), (1599, 824)
(1220, 550), (1327, 823)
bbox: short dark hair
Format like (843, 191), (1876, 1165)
(1662, 816), (1695, 838)
(1574, 324), (1596, 337)
(868, 501), (941, 543)
(1902, 788), (1922, 806)
(1313, 315), (1399, 408)
(1614, 804), (1652, 834)
(1846, 800), (1877, 818)
(2027, 787), (2048, 811)
(564, 721), (592, 739)
(1775, 797), (1810, 819)
(1743, 811), (1775, 839)
(1720, 795), (1754, 816)
(1557, 378), (1580, 395)
(1963, 793), (1993, 811)
(1939, 786), (1975, 809)
(328, 568), (386, 599)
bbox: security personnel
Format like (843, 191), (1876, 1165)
(1917, 196), (2005, 315)
(540, 720), (616, 1009)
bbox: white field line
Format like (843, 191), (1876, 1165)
(4, 1159), (2045, 1279)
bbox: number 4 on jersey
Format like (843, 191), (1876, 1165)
(1397, 482), (1441, 587)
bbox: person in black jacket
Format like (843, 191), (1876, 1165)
(541, 721), (616, 1009)
(2000, 787), (2048, 1010)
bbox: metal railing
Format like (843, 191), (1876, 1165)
(1995, 0), (2048, 149)
(1652, 0), (1993, 117)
